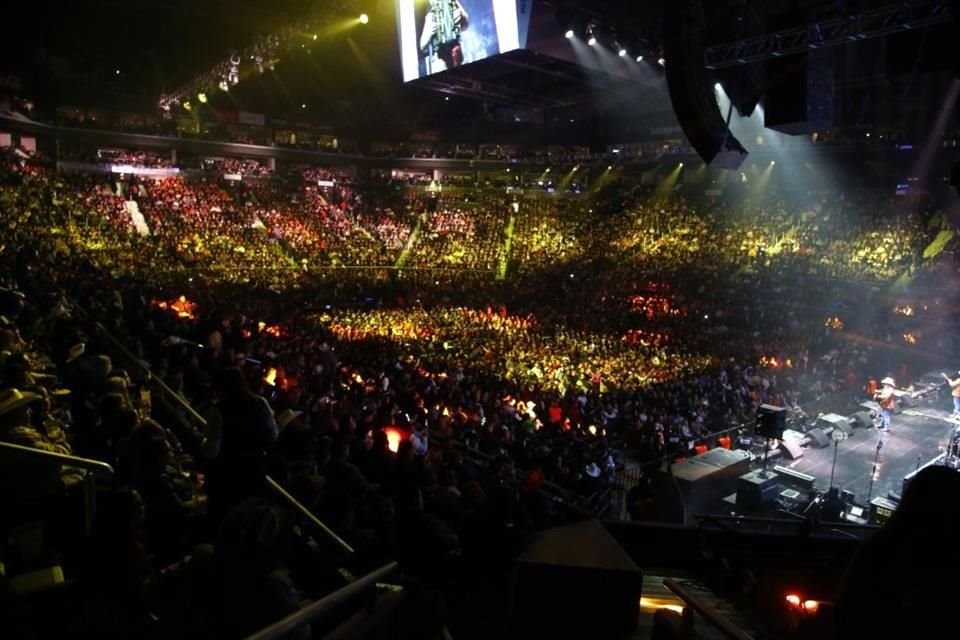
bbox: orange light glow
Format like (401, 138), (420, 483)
(640, 597), (684, 615)
(824, 316), (844, 330)
(153, 296), (198, 320)
(802, 600), (820, 613)
(263, 325), (282, 338)
(263, 367), (277, 387)
(383, 427), (404, 453)
(785, 594), (801, 606)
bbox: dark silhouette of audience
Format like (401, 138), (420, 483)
(833, 465), (960, 639)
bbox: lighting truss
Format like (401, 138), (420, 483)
(704, 1), (954, 70)
(158, 30), (287, 111)
(157, 0), (364, 111)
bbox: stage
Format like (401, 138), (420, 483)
(778, 398), (958, 503)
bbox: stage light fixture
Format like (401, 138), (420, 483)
(619, 48), (627, 57)
(658, 57), (666, 67)
(197, 92), (208, 103)
(183, 101), (192, 111)
(588, 36), (597, 46)
(636, 55), (643, 62)
(770, 160), (776, 165)
(565, 29), (574, 39)
(360, 13), (369, 24)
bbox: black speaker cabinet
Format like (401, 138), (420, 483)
(757, 404), (787, 439)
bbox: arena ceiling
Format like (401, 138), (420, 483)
(1, 1), (956, 139)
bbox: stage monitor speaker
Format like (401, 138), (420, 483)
(805, 427), (831, 449)
(897, 393), (918, 408)
(664, 0), (748, 169)
(756, 404), (787, 439)
(779, 439), (804, 460)
(850, 411), (873, 430)
(817, 412), (852, 435)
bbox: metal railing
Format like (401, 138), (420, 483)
(244, 561), (399, 640)
(0, 441), (114, 534)
(694, 513), (878, 539)
(663, 577), (754, 640)
(92, 321), (208, 428)
(265, 475), (354, 555)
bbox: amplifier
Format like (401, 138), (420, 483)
(736, 469), (781, 511)
(869, 496), (898, 526)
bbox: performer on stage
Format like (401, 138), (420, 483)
(419, 0), (470, 73)
(942, 371), (960, 417)
(875, 377), (896, 432)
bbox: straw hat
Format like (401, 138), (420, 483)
(276, 409), (304, 430)
(65, 343), (85, 363)
(0, 388), (42, 418)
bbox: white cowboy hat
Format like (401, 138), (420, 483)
(881, 377), (895, 386)
(0, 388), (42, 418)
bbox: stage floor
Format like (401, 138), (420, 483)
(778, 398), (958, 503)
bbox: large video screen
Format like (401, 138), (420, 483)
(396, 0), (531, 82)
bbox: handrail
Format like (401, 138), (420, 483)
(0, 441), (114, 476)
(244, 561), (399, 640)
(694, 513), (879, 531)
(92, 321), (208, 427)
(265, 475), (354, 554)
(662, 578), (754, 640)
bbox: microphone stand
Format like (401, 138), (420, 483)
(866, 438), (883, 504)
(829, 437), (841, 489)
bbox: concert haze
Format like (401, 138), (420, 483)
(396, 0), (528, 82)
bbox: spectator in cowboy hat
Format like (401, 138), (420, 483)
(0, 388), (82, 493)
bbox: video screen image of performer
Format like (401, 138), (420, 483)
(420, 0), (470, 74)
(943, 371), (960, 418)
(875, 376), (896, 432)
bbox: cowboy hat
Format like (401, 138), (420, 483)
(881, 377), (895, 386)
(65, 343), (85, 364)
(276, 409), (304, 430)
(0, 388), (41, 418)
